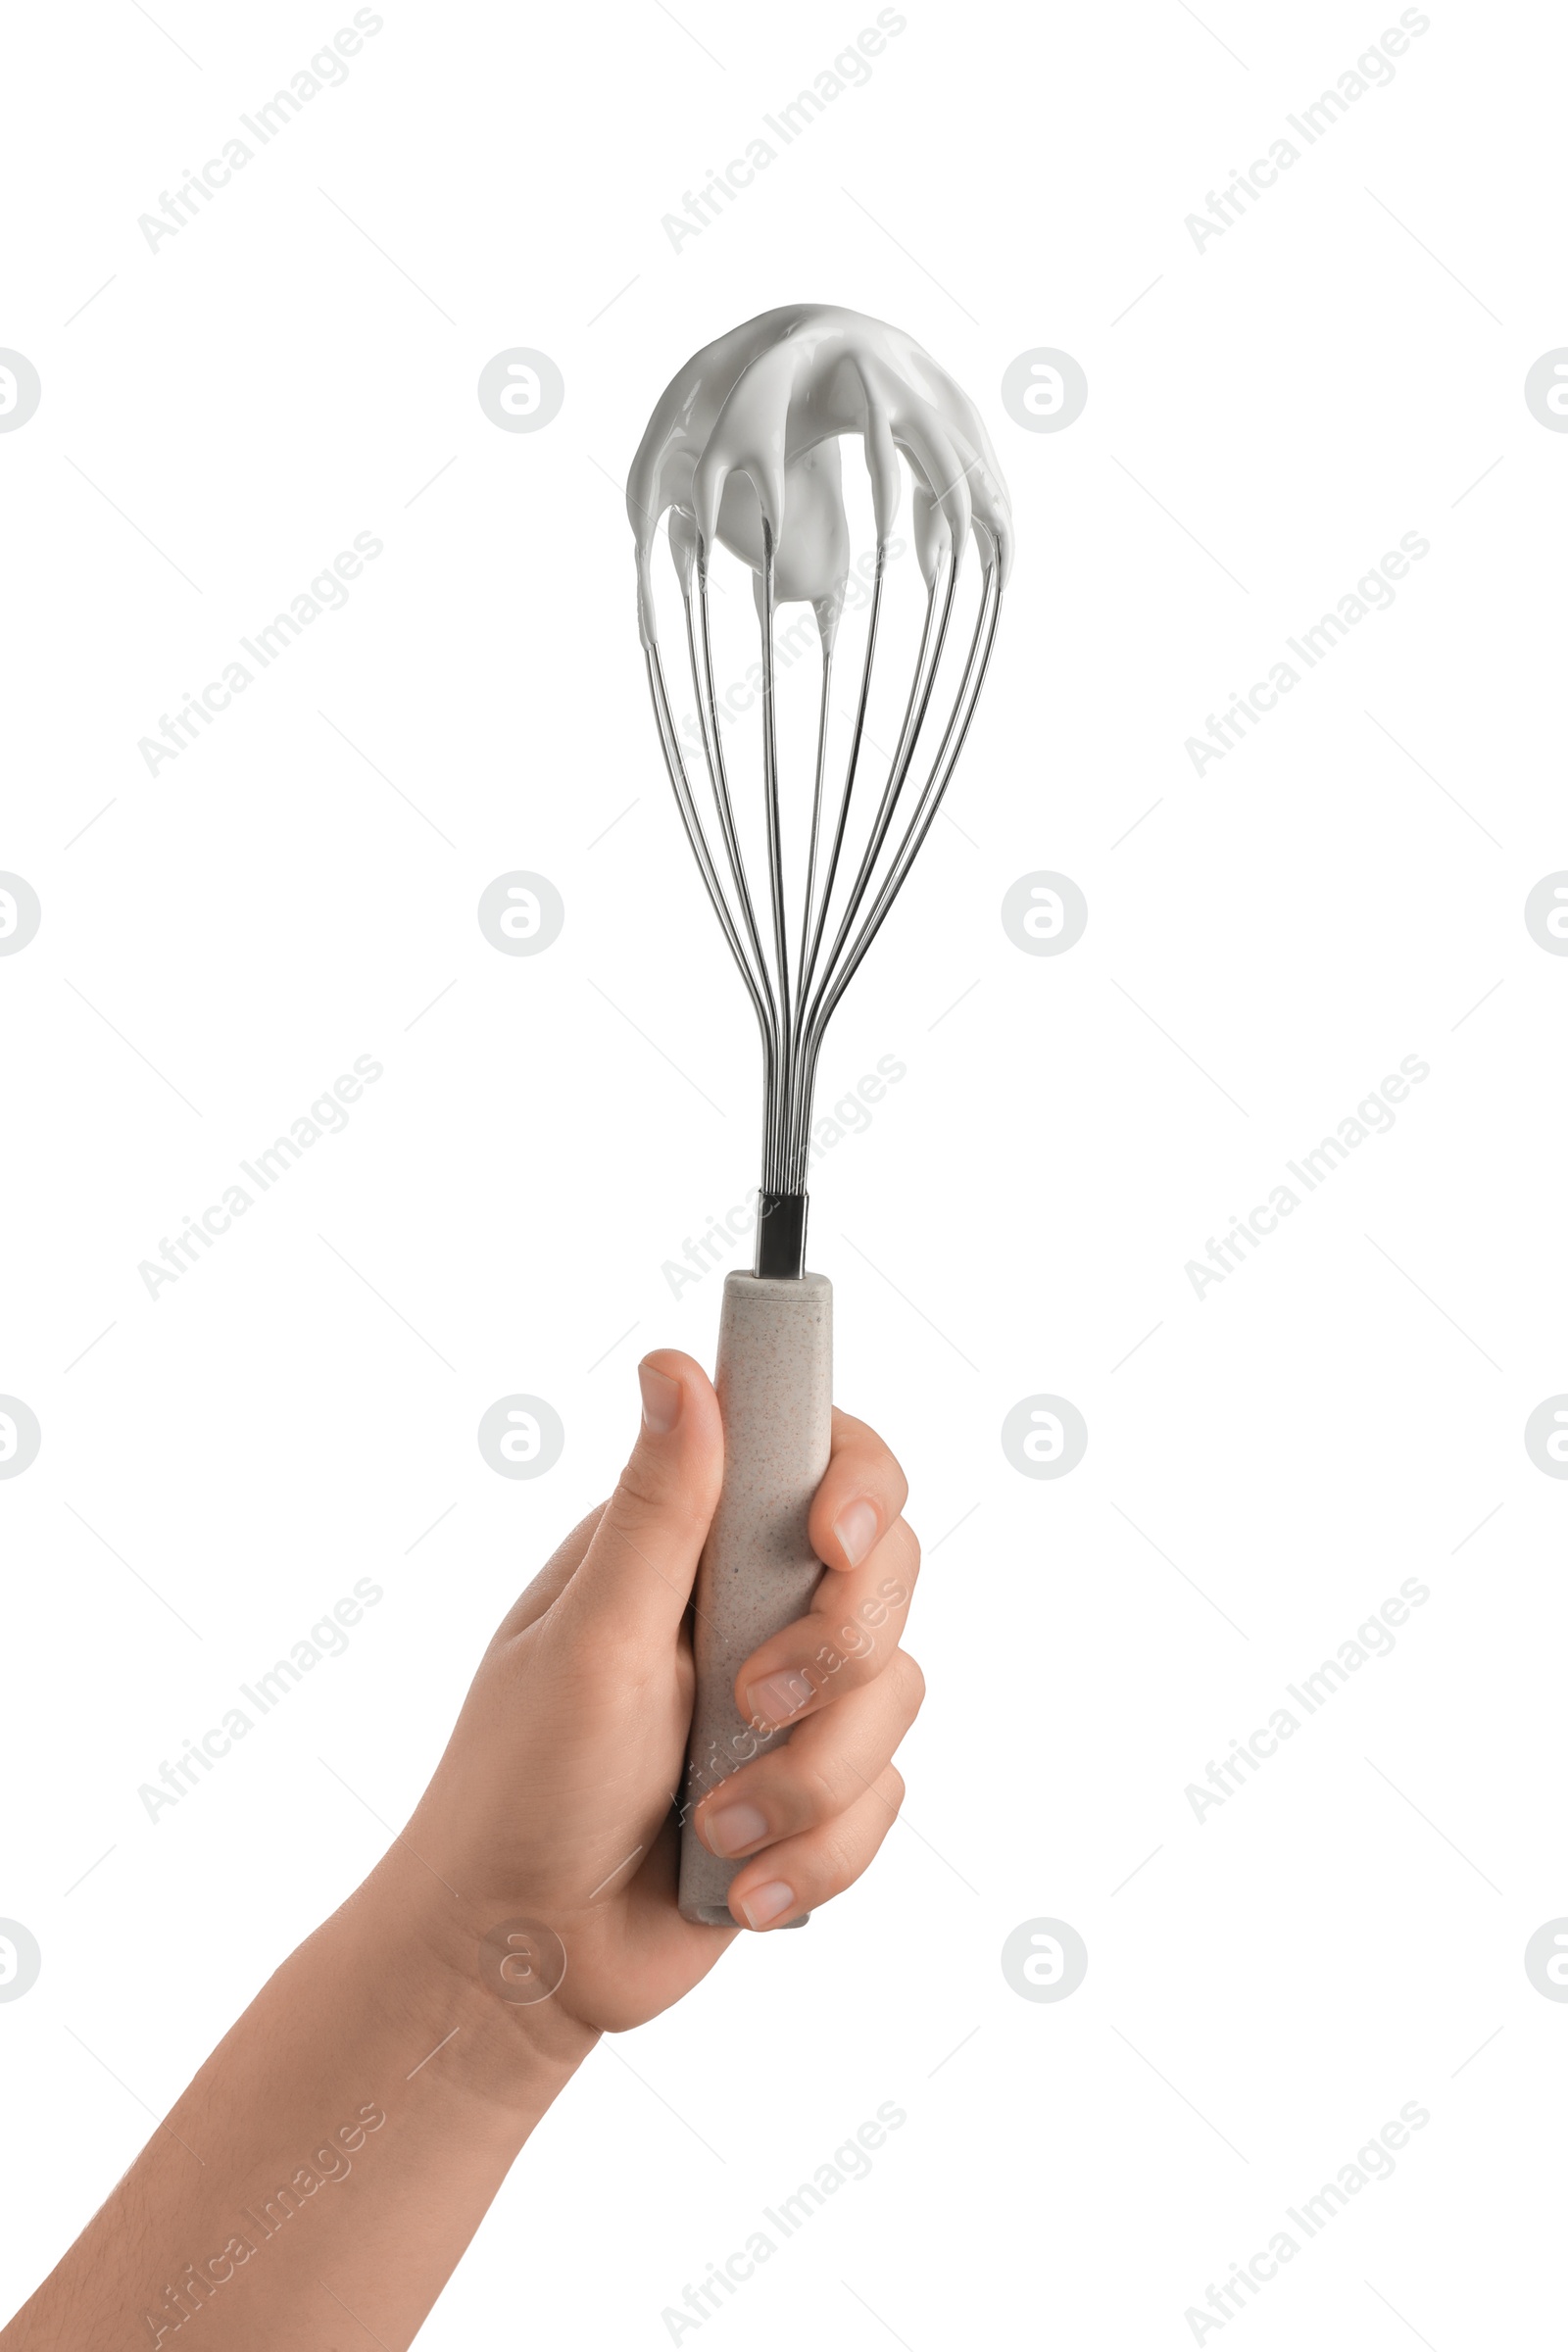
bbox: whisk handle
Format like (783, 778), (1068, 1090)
(678, 1269), (833, 1927)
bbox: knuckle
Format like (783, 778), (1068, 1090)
(831, 1407), (874, 1449)
(815, 1816), (865, 1886)
(896, 1647), (927, 1713)
(610, 1462), (708, 1544)
(836, 1653), (882, 1700)
(612, 1461), (667, 1519)
(790, 1754), (842, 1824)
(830, 1412), (906, 1500)
(887, 1515), (921, 1582)
(802, 1639), (863, 1694)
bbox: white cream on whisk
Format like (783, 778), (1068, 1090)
(627, 304), (1012, 650)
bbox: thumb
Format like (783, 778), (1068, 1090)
(555, 1351), (723, 1649)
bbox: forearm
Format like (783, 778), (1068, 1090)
(4, 1846), (596, 2350)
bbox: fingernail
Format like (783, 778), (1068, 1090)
(737, 1880), (796, 1930)
(832, 1498), (879, 1568)
(638, 1362), (681, 1436)
(704, 1800), (767, 1857)
(746, 1668), (814, 1729)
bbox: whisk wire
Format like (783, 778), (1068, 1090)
(651, 482), (1004, 1266)
(758, 525), (795, 1186)
(807, 555), (1003, 1060)
(686, 551), (783, 1082)
(643, 640), (776, 1087)
(795, 549), (882, 1032)
(793, 638), (836, 1071)
(801, 549), (957, 1056)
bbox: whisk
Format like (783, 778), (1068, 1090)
(625, 304), (1011, 1924)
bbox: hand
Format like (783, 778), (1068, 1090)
(0, 1352), (925, 2350)
(402, 1350), (924, 2056)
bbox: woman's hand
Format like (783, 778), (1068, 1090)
(402, 1348), (924, 2049)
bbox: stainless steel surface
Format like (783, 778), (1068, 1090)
(640, 514), (1005, 1207)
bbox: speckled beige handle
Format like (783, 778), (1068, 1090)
(678, 1270), (833, 1926)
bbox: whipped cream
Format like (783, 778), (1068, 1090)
(627, 304), (1011, 648)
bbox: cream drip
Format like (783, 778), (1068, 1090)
(627, 304), (1012, 650)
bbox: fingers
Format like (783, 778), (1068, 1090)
(736, 1515), (920, 1733)
(733, 1409), (916, 1730)
(808, 1408), (909, 1574)
(725, 1765), (907, 1931)
(695, 1649), (923, 1866)
(550, 1352), (723, 1651)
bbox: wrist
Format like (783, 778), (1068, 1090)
(353, 1841), (600, 2125)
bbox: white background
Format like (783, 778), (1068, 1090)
(2, 1), (1564, 2343)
